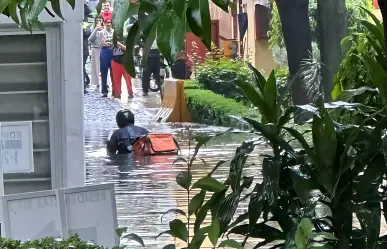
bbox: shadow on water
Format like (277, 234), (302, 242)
(84, 80), (267, 248)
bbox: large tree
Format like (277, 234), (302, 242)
(317, 0), (348, 101)
(275, 0), (313, 106)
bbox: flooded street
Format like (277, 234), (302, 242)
(84, 78), (262, 248)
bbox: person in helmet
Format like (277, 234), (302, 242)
(106, 109), (149, 154)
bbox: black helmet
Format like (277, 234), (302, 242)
(116, 109), (135, 128)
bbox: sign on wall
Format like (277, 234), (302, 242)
(1, 190), (66, 240)
(1, 184), (118, 247)
(0, 122), (34, 173)
(61, 184), (119, 247)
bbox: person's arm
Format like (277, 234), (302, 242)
(106, 130), (119, 154)
(117, 41), (126, 51)
(88, 28), (99, 43)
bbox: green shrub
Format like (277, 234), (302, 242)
(184, 88), (259, 129)
(195, 58), (253, 104)
(0, 235), (105, 249)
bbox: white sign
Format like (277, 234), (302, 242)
(1, 184), (118, 248)
(1, 190), (67, 240)
(61, 184), (119, 247)
(0, 122), (34, 173)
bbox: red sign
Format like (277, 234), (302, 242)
(373, 0), (379, 9)
(185, 33), (207, 68)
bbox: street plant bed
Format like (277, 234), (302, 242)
(183, 80), (200, 89)
(184, 88), (259, 129)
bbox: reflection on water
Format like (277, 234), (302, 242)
(84, 81), (263, 248)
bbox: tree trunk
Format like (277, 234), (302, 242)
(379, 0), (387, 49)
(275, 0), (312, 107)
(317, 0), (347, 102)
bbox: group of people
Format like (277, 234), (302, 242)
(82, 0), (193, 99)
(83, 1), (135, 98)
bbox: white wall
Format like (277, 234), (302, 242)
(0, 0), (86, 189)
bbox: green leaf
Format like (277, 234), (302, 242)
(363, 55), (387, 104)
(140, 22), (157, 67)
(294, 218), (314, 249)
(162, 244), (176, 249)
(171, 0), (186, 18)
(122, 233), (145, 247)
(235, 81), (273, 123)
(0, 0), (11, 13)
(218, 239), (243, 248)
(283, 127), (315, 161)
(156, 9), (186, 65)
(124, 21), (140, 77)
(247, 62), (266, 92)
(312, 110), (336, 169)
(262, 157), (280, 205)
(116, 227), (128, 237)
(161, 209), (187, 223)
(112, 0), (131, 38)
(138, 0), (164, 35)
(310, 232), (337, 241)
(194, 190), (227, 233)
(8, 0), (19, 24)
(248, 184), (265, 231)
(176, 171), (192, 190)
(289, 167), (311, 205)
(156, 230), (173, 240)
(66, 0), (74, 9)
(211, 0), (229, 12)
(169, 219), (188, 242)
(263, 70), (278, 122)
(335, 87), (378, 102)
(360, 20), (385, 51)
(186, 0), (211, 49)
(192, 176), (226, 192)
(25, 0), (48, 25)
(49, 0), (64, 20)
(208, 218), (220, 246)
(188, 189), (206, 216)
(188, 232), (206, 249)
(243, 118), (297, 158)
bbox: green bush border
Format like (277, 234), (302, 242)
(184, 83), (259, 129)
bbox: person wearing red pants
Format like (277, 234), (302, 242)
(111, 38), (133, 99)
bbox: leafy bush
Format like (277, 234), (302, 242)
(195, 58), (253, 104)
(184, 88), (258, 129)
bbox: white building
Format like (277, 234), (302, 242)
(0, 0), (85, 194)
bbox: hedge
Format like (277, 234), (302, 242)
(184, 88), (260, 129)
(0, 235), (106, 249)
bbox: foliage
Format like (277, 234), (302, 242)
(168, 43), (387, 248)
(269, 0), (372, 49)
(333, 9), (386, 114)
(0, 230), (145, 249)
(184, 80), (200, 90)
(184, 88), (258, 129)
(195, 58), (253, 104)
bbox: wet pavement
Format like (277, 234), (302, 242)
(83, 72), (264, 248)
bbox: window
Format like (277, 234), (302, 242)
(0, 34), (52, 194)
(255, 4), (271, 39)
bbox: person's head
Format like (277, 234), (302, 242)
(116, 109), (135, 128)
(95, 15), (104, 27)
(103, 1), (111, 12)
(105, 18), (112, 29)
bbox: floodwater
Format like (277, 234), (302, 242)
(84, 78), (266, 248)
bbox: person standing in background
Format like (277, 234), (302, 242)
(141, 40), (161, 96)
(101, 1), (112, 21)
(111, 31), (133, 99)
(99, 19), (114, 97)
(88, 15), (104, 90)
